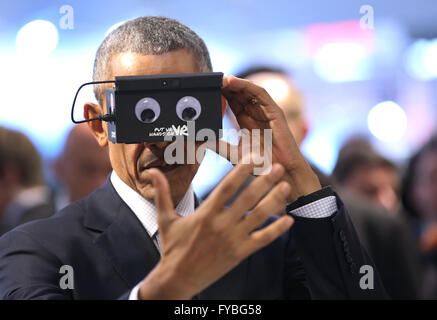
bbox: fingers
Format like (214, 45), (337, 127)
(228, 163), (285, 218)
(148, 168), (177, 230)
(203, 160), (255, 211)
(222, 75), (276, 107)
(222, 76), (285, 125)
(239, 216), (294, 258)
(240, 181), (290, 234)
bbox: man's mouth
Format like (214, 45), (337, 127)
(140, 160), (183, 173)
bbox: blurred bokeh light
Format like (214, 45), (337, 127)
(367, 101), (408, 143)
(16, 19), (58, 57)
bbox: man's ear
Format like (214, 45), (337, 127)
(84, 102), (108, 147)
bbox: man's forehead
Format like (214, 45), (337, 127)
(109, 50), (198, 78)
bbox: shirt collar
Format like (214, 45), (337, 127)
(110, 171), (194, 238)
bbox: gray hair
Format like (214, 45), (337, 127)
(93, 16), (213, 105)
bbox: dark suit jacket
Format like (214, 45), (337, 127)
(0, 189), (55, 236)
(340, 193), (422, 299)
(0, 179), (387, 299)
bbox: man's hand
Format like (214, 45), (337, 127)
(219, 75), (321, 203)
(138, 162), (294, 300)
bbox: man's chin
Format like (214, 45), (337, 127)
(135, 167), (186, 200)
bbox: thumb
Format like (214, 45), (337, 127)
(148, 168), (177, 231)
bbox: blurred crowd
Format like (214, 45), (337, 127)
(0, 124), (112, 235)
(1, 65), (436, 299)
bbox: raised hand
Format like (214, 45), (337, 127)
(218, 75), (321, 203)
(138, 162), (294, 300)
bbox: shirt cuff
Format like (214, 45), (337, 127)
(286, 186), (338, 218)
(128, 281), (142, 300)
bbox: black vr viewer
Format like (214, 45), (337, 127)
(71, 72), (224, 143)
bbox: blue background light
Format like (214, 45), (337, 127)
(1, 0), (437, 193)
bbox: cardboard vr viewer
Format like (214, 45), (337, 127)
(104, 72), (226, 144)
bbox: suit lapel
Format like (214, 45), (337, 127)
(84, 179), (160, 289)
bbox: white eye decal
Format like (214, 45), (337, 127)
(135, 97), (160, 123)
(176, 96), (201, 121)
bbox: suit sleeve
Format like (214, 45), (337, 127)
(0, 229), (132, 300)
(286, 188), (389, 299)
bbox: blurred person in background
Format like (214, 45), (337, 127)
(402, 135), (437, 298)
(333, 139), (401, 215)
(238, 66), (421, 299)
(331, 140), (422, 298)
(53, 123), (112, 210)
(0, 126), (54, 235)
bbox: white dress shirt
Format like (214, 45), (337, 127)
(111, 171), (194, 300)
(109, 170), (337, 299)
(110, 171), (194, 251)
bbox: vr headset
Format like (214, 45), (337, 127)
(72, 72), (225, 143)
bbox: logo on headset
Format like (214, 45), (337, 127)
(149, 125), (188, 137)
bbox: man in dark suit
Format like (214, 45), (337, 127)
(0, 16), (387, 300)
